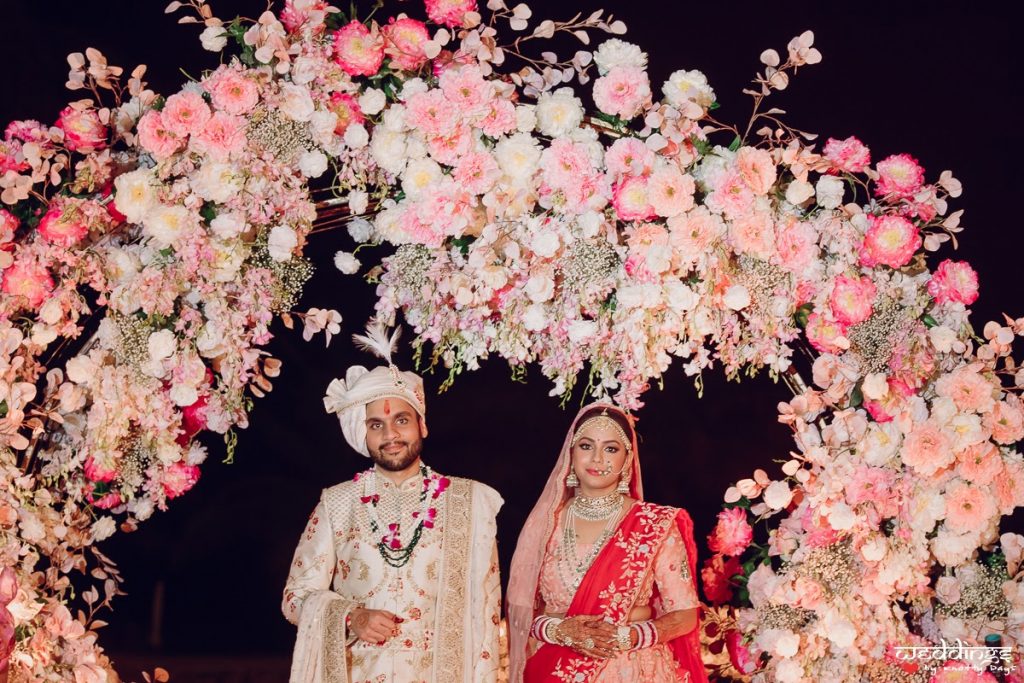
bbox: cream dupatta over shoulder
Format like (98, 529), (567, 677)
(283, 474), (503, 683)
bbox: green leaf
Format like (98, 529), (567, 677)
(450, 236), (475, 256)
(324, 9), (348, 30)
(709, 101), (721, 111)
(793, 302), (814, 329)
(921, 313), (939, 328)
(200, 202), (217, 224)
(850, 381), (864, 408)
(728, 135), (742, 152)
(0, 399), (7, 418)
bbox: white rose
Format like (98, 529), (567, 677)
(862, 372), (889, 400)
(861, 535), (887, 562)
(129, 497), (155, 521)
(209, 212), (245, 240)
(148, 329), (177, 362)
(359, 88), (387, 116)
(785, 179), (815, 205)
(402, 158), (443, 199)
(662, 69), (715, 112)
(334, 251), (361, 274)
(593, 39), (648, 75)
(535, 87), (584, 138)
(144, 204), (191, 247)
(724, 284), (751, 311)
(113, 168), (157, 224)
(169, 383), (199, 407)
(267, 224), (298, 262)
(196, 323), (225, 358)
(525, 273), (555, 302)
(665, 281), (698, 312)
(278, 83), (315, 122)
(530, 230), (560, 258)
(824, 615), (856, 648)
(345, 123), (370, 149)
(399, 78), (428, 100)
(192, 162), (242, 204)
(290, 55), (318, 85)
(187, 442), (209, 466)
(38, 298), (63, 325)
(763, 480), (793, 510)
(381, 104), (408, 132)
(106, 246), (142, 285)
(199, 24), (228, 52)
(815, 175), (845, 209)
(309, 110), (338, 146)
(616, 285), (646, 310)
(515, 105), (537, 133)
(577, 212), (604, 238)
(929, 325), (956, 352)
(66, 355), (98, 385)
(568, 319), (598, 343)
(523, 303), (548, 331)
(298, 150), (328, 178)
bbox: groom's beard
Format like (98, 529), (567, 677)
(369, 437), (423, 472)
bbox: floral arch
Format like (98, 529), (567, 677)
(1, 1), (1023, 682)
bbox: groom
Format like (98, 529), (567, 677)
(282, 325), (504, 682)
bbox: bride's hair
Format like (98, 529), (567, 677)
(573, 406), (635, 447)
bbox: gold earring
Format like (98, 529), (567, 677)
(566, 470), (579, 488)
(617, 470), (630, 494)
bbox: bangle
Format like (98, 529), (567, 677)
(530, 616), (563, 645)
(629, 620), (659, 650)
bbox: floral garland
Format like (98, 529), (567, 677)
(1, 0), (1024, 680)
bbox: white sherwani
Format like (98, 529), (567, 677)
(283, 470), (503, 683)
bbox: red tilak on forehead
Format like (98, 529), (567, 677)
(383, 399), (391, 415)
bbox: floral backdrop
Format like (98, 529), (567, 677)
(1, 1), (1023, 681)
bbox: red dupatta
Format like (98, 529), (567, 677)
(523, 502), (708, 683)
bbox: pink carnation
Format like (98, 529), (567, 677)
(944, 480), (996, 534)
(928, 259), (979, 306)
(37, 202), (89, 248)
(901, 421), (954, 477)
(439, 65), (491, 117)
(593, 66), (652, 120)
(823, 136), (871, 173)
(136, 110), (183, 160)
(56, 105), (107, 152)
(162, 91), (213, 137)
(805, 312), (848, 354)
(332, 20), (384, 77)
(605, 137), (655, 179)
(424, 0), (477, 28)
(707, 507), (753, 557)
(406, 89), (459, 137)
(5, 119), (49, 144)
(985, 397), (1024, 445)
(648, 168), (695, 218)
(875, 153), (925, 199)
(775, 218), (817, 274)
(382, 16), (430, 71)
(162, 461), (202, 499)
(453, 149), (500, 195)
(736, 146), (777, 195)
(935, 365), (995, 414)
(700, 554), (742, 604)
(829, 274), (876, 326)
(612, 176), (655, 222)
(846, 465), (896, 508)
(190, 111), (246, 161)
(859, 214), (921, 269)
(205, 69), (260, 115)
(956, 442), (1002, 486)
(478, 98), (517, 137)
(1, 261), (54, 309)
(327, 92), (365, 136)
(426, 126), (473, 166)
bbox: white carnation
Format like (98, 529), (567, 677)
(267, 224), (298, 262)
(535, 87), (584, 138)
(370, 129), (408, 175)
(359, 88), (387, 116)
(772, 630), (800, 658)
(210, 212), (245, 240)
(91, 516), (117, 542)
(763, 480), (793, 510)
(862, 372), (889, 400)
(664, 281), (698, 312)
(724, 284), (751, 310)
(334, 251), (361, 274)
(298, 150), (329, 178)
(568, 319), (597, 343)
(523, 302), (548, 331)
(169, 382), (199, 407)
(593, 39), (648, 75)
(815, 175), (845, 209)
(148, 329), (177, 362)
(348, 190), (369, 215)
(347, 217), (374, 243)
(929, 325), (956, 352)
(826, 501), (856, 530)
(495, 133), (541, 184)
(515, 105), (537, 133)
(525, 273), (555, 302)
(191, 162), (243, 204)
(785, 179), (815, 205)
(530, 230), (560, 258)
(113, 168), (157, 224)
(345, 123), (369, 149)
(199, 24), (228, 52)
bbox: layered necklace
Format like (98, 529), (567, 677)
(558, 491), (623, 590)
(357, 464), (450, 568)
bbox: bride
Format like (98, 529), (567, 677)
(506, 404), (708, 682)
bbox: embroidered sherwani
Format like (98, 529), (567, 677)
(283, 471), (503, 683)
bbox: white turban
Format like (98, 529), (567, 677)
(323, 328), (427, 456)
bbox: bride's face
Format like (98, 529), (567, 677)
(570, 422), (629, 494)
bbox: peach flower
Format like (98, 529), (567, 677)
(944, 480), (995, 534)
(956, 442), (1002, 485)
(985, 396), (1024, 445)
(736, 146), (777, 195)
(162, 91), (213, 137)
(901, 421), (953, 477)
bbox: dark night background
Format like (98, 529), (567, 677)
(3, 0), (1023, 677)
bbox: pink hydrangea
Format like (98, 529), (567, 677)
(828, 274), (876, 326)
(205, 69), (260, 115)
(332, 20), (384, 77)
(874, 153), (925, 199)
(1, 260), (54, 309)
(805, 312), (847, 354)
(592, 66), (652, 120)
(707, 507), (753, 557)
(822, 136), (871, 173)
(55, 105), (107, 152)
(612, 176), (655, 222)
(927, 259), (979, 306)
(162, 91), (213, 137)
(382, 16), (430, 71)
(190, 112), (246, 161)
(424, 0), (477, 28)
(136, 110), (183, 161)
(901, 421), (953, 477)
(37, 201), (89, 248)
(327, 92), (366, 135)
(605, 137), (655, 179)
(858, 214), (921, 269)
(162, 461), (202, 499)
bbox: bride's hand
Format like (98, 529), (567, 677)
(554, 615), (618, 659)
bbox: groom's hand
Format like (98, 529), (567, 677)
(349, 607), (402, 645)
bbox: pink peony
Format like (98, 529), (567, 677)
(985, 397), (1024, 445)
(453, 149), (500, 195)
(901, 421), (954, 477)
(707, 507), (753, 557)
(859, 214), (921, 269)
(162, 91), (213, 137)
(37, 201), (89, 248)
(648, 168), (695, 217)
(1, 261), (54, 309)
(592, 66), (652, 120)
(205, 69), (260, 115)
(775, 218), (817, 274)
(928, 259), (980, 306)
(874, 153), (925, 199)
(190, 112), (246, 161)
(605, 137), (655, 179)
(823, 136), (871, 173)
(708, 168), (754, 219)
(382, 16), (430, 71)
(439, 64), (491, 117)
(736, 146), (777, 195)
(935, 365), (995, 414)
(327, 92), (365, 136)
(406, 89), (459, 137)
(136, 110), (183, 160)
(944, 480), (996, 534)
(83, 455), (117, 483)
(846, 465), (896, 508)
(956, 442), (1002, 486)
(612, 176), (655, 222)
(55, 105), (107, 152)
(424, 0), (477, 28)
(332, 20), (384, 77)
(162, 461), (202, 499)
(828, 274), (877, 326)
(805, 312), (848, 354)
(700, 554), (742, 604)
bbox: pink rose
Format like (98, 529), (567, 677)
(424, 0), (477, 28)
(86, 485), (123, 510)
(927, 259), (979, 306)
(700, 554), (742, 604)
(805, 312), (847, 354)
(1, 261), (54, 309)
(829, 274), (876, 326)
(708, 507), (754, 557)
(332, 20), (384, 77)
(874, 153), (925, 199)
(327, 92), (365, 135)
(726, 629), (756, 675)
(162, 91), (213, 137)
(37, 201), (89, 248)
(190, 111), (246, 161)
(612, 176), (655, 222)
(56, 106), (108, 152)
(592, 65), (652, 120)
(162, 462), (201, 499)
(83, 455), (117, 483)
(383, 16), (430, 71)
(136, 110), (183, 161)
(176, 394), (209, 446)
(859, 214), (921, 269)
(205, 69), (260, 115)
(823, 135), (870, 173)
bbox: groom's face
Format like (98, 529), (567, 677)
(364, 398), (426, 472)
